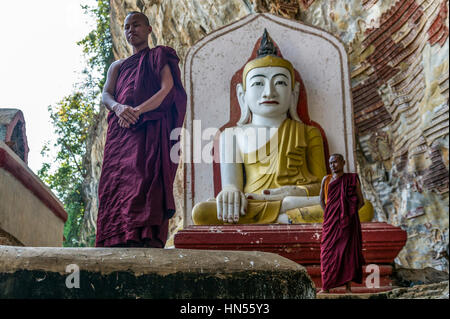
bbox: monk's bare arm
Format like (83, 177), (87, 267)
(102, 60), (122, 111)
(319, 176), (328, 210)
(134, 64), (174, 115)
(356, 177), (365, 210)
(102, 60), (138, 127)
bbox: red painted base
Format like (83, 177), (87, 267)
(174, 222), (407, 292)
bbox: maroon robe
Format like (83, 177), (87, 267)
(95, 46), (187, 248)
(320, 173), (365, 290)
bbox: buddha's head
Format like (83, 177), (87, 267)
(237, 29), (301, 125)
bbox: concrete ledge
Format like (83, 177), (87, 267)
(0, 246), (316, 299)
(0, 141), (67, 223)
(0, 141), (66, 246)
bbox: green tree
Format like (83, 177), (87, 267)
(78, 0), (114, 93)
(39, 94), (95, 246)
(38, 0), (112, 247)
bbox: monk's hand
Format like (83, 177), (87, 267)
(217, 185), (247, 224)
(246, 186), (308, 201)
(118, 117), (129, 128)
(132, 107), (143, 117)
(112, 103), (139, 126)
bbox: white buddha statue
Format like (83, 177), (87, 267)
(192, 30), (373, 225)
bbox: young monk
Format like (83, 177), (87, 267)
(318, 154), (365, 293)
(95, 12), (186, 248)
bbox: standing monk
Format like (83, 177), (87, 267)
(95, 12), (187, 248)
(319, 154), (365, 293)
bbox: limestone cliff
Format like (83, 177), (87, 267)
(82, 0), (449, 271)
(80, 106), (108, 245)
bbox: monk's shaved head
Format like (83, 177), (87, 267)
(125, 11), (150, 26)
(329, 153), (344, 162)
(329, 153), (345, 174)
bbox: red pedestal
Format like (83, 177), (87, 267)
(174, 222), (407, 293)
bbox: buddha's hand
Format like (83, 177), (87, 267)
(216, 185), (247, 224)
(112, 103), (139, 128)
(246, 186), (308, 201)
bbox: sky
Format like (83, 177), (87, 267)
(0, 0), (97, 173)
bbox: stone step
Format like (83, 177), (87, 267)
(0, 245), (316, 299)
(317, 281), (449, 299)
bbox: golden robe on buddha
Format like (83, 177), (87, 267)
(192, 117), (374, 224)
(192, 118), (328, 224)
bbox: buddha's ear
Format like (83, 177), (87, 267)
(236, 83), (250, 125)
(236, 83), (245, 108)
(289, 81), (302, 122)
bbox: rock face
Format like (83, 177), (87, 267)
(0, 245), (315, 299)
(0, 229), (22, 246)
(392, 266), (450, 287)
(316, 281), (449, 299)
(82, 0), (449, 271)
(381, 281), (449, 299)
(79, 107), (108, 245)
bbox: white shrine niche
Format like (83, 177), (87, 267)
(182, 13), (356, 226)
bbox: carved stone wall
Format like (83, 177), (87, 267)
(82, 0), (448, 270)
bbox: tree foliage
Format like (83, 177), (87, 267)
(78, 0), (114, 93)
(38, 0), (112, 247)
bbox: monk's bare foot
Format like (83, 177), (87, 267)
(318, 289), (329, 294)
(345, 282), (352, 293)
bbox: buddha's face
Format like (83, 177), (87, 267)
(242, 66), (293, 119)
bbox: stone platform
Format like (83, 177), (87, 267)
(174, 222), (408, 293)
(0, 245), (315, 299)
